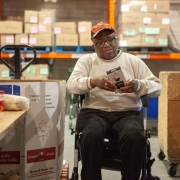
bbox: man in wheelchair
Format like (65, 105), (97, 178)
(66, 22), (162, 180)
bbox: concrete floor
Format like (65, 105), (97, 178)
(64, 116), (180, 180)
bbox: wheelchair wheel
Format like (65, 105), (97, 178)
(157, 150), (165, 160)
(167, 163), (178, 177)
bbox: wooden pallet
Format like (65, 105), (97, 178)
(120, 46), (169, 53)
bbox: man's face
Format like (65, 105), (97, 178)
(92, 30), (119, 60)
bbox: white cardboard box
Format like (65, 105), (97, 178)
(0, 80), (66, 180)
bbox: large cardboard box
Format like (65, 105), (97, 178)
(155, 35), (168, 47)
(121, 23), (139, 36)
(24, 23), (39, 34)
(54, 22), (77, 34)
(29, 34), (52, 46)
(15, 34), (28, 45)
(79, 34), (92, 46)
(141, 34), (155, 46)
(158, 72), (180, 163)
(56, 34), (78, 46)
(147, 1), (170, 13)
(0, 21), (23, 34)
(38, 11), (52, 24)
(119, 34), (141, 47)
(0, 35), (14, 45)
(24, 10), (38, 23)
(0, 80), (66, 179)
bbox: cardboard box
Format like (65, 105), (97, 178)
(24, 23), (38, 34)
(54, 22), (77, 34)
(6, 16), (24, 22)
(155, 35), (168, 47)
(24, 10), (38, 23)
(38, 11), (52, 24)
(148, 23), (169, 36)
(78, 21), (92, 34)
(56, 34), (78, 46)
(15, 34), (28, 45)
(0, 35), (14, 45)
(0, 65), (10, 80)
(141, 34), (155, 46)
(158, 72), (180, 163)
(29, 34), (52, 46)
(121, 23), (139, 36)
(21, 64), (37, 80)
(0, 80), (66, 179)
(79, 34), (92, 46)
(119, 34), (141, 47)
(122, 12), (143, 24)
(147, 1), (170, 13)
(0, 21), (23, 34)
(38, 24), (52, 34)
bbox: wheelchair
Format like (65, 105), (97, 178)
(70, 94), (160, 180)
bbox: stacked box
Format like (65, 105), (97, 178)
(24, 10), (52, 46)
(21, 64), (49, 80)
(78, 21), (92, 46)
(54, 22), (78, 46)
(119, 0), (170, 47)
(158, 72), (180, 163)
(0, 65), (11, 80)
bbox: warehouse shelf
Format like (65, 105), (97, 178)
(1, 51), (180, 60)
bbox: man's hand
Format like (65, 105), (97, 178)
(119, 79), (139, 93)
(90, 76), (116, 92)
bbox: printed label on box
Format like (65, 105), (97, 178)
(40, 68), (49, 75)
(0, 151), (20, 164)
(31, 27), (38, 33)
(44, 17), (52, 24)
(143, 17), (151, 24)
(6, 36), (14, 44)
(141, 5), (147, 12)
(121, 5), (129, 12)
(30, 16), (38, 23)
(78, 26), (86, 33)
(119, 40), (127, 47)
(20, 38), (28, 44)
(54, 27), (61, 34)
(39, 25), (47, 32)
(162, 18), (170, 25)
(1, 70), (9, 77)
(29, 38), (37, 44)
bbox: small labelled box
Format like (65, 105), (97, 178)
(0, 21), (23, 34)
(38, 24), (52, 34)
(15, 34), (28, 45)
(79, 34), (92, 46)
(54, 22), (77, 34)
(141, 34), (155, 47)
(122, 12), (143, 24)
(24, 10), (38, 23)
(0, 34), (14, 45)
(38, 11), (52, 24)
(24, 23), (39, 34)
(78, 21), (92, 34)
(29, 34), (52, 46)
(107, 66), (126, 93)
(56, 34), (78, 46)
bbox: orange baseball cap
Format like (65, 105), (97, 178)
(91, 22), (115, 39)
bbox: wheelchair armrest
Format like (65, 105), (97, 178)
(141, 95), (148, 108)
(73, 94), (85, 107)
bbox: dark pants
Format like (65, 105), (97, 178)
(76, 108), (146, 180)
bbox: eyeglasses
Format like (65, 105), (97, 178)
(95, 36), (117, 48)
